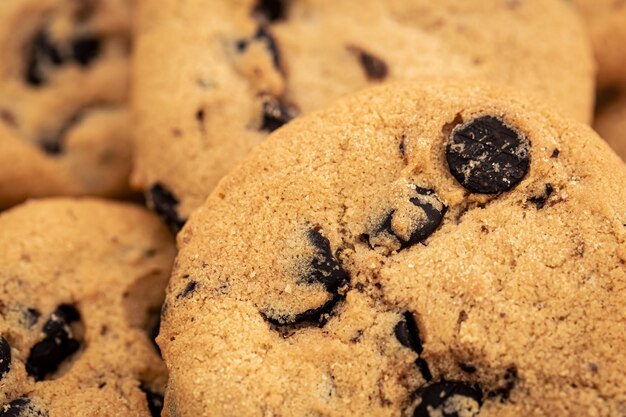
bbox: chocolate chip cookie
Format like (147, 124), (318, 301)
(0, 198), (175, 416)
(573, 0), (626, 88)
(159, 81), (626, 417)
(595, 92), (626, 161)
(0, 0), (133, 210)
(132, 0), (594, 229)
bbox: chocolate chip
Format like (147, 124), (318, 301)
(22, 307), (41, 328)
(254, 26), (281, 70)
(71, 36), (101, 67)
(141, 386), (164, 417)
(459, 363), (477, 373)
(305, 229), (350, 292)
(253, 0), (288, 21)
(264, 229), (349, 326)
(0, 336), (11, 379)
(24, 30), (64, 86)
(529, 184), (554, 209)
(394, 313), (432, 381)
(26, 305), (81, 381)
(370, 187), (446, 250)
(0, 398), (46, 417)
(147, 184), (186, 233)
(264, 294), (340, 327)
(413, 381), (483, 417)
(446, 116), (530, 194)
(176, 281), (198, 299)
(260, 96), (297, 132)
(487, 367), (517, 401)
(348, 46), (388, 81)
(551, 148), (560, 158)
(39, 108), (90, 155)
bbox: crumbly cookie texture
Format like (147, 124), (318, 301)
(133, 0), (594, 227)
(160, 81), (626, 417)
(595, 94), (626, 162)
(0, 199), (175, 417)
(0, 0), (133, 210)
(573, 0), (626, 88)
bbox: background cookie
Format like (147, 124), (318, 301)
(160, 81), (626, 417)
(573, 0), (626, 88)
(0, 0), (133, 210)
(133, 0), (594, 227)
(0, 199), (175, 417)
(595, 94), (626, 161)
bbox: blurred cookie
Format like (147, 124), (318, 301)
(133, 0), (594, 228)
(159, 81), (626, 416)
(0, 0), (133, 210)
(595, 93), (626, 161)
(0, 199), (175, 417)
(573, 0), (626, 88)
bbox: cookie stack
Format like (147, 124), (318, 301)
(0, 1), (625, 417)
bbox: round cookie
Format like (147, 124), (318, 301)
(595, 94), (626, 162)
(0, 199), (175, 417)
(0, 0), (133, 210)
(573, 0), (626, 88)
(159, 81), (626, 417)
(132, 0), (594, 229)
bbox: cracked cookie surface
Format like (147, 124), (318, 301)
(0, 0), (133, 209)
(159, 81), (626, 417)
(132, 0), (594, 226)
(0, 199), (175, 417)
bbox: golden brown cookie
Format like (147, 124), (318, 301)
(573, 0), (626, 88)
(595, 93), (626, 161)
(133, 0), (594, 228)
(160, 81), (626, 417)
(0, 0), (133, 210)
(0, 198), (175, 417)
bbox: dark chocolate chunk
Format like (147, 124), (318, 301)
(305, 229), (350, 292)
(0, 336), (11, 379)
(255, 26), (281, 70)
(20, 307), (41, 328)
(487, 367), (517, 401)
(260, 96), (297, 132)
(147, 184), (186, 233)
(348, 46), (388, 81)
(71, 36), (101, 67)
(176, 281), (198, 299)
(372, 187), (446, 250)
(394, 313), (432, 381)
(460, 363), (477, 374)
(529, 184), (554, 209)
(26, 305), (82, 381)
(551, 148), (560, 158)
(446, 116), (530, 194)
(39, 108), (89, 156)
(413, 381), (483, 417)
(264, 293), (340, 326)
(0, 398), (46, 417)
(253, 0), (288, 21)
(141, 386), (164, 417)
(264, 228), (349, 327)
(24, 30), (64, 86)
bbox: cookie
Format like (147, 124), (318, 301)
(159, 81), (626, 417)
(595, 93), (626, 162)
(0, 0), (133, 210)
(0, 199), (175, 417)
(573, 0), (626, 88)
(132, 0), (594, 228)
